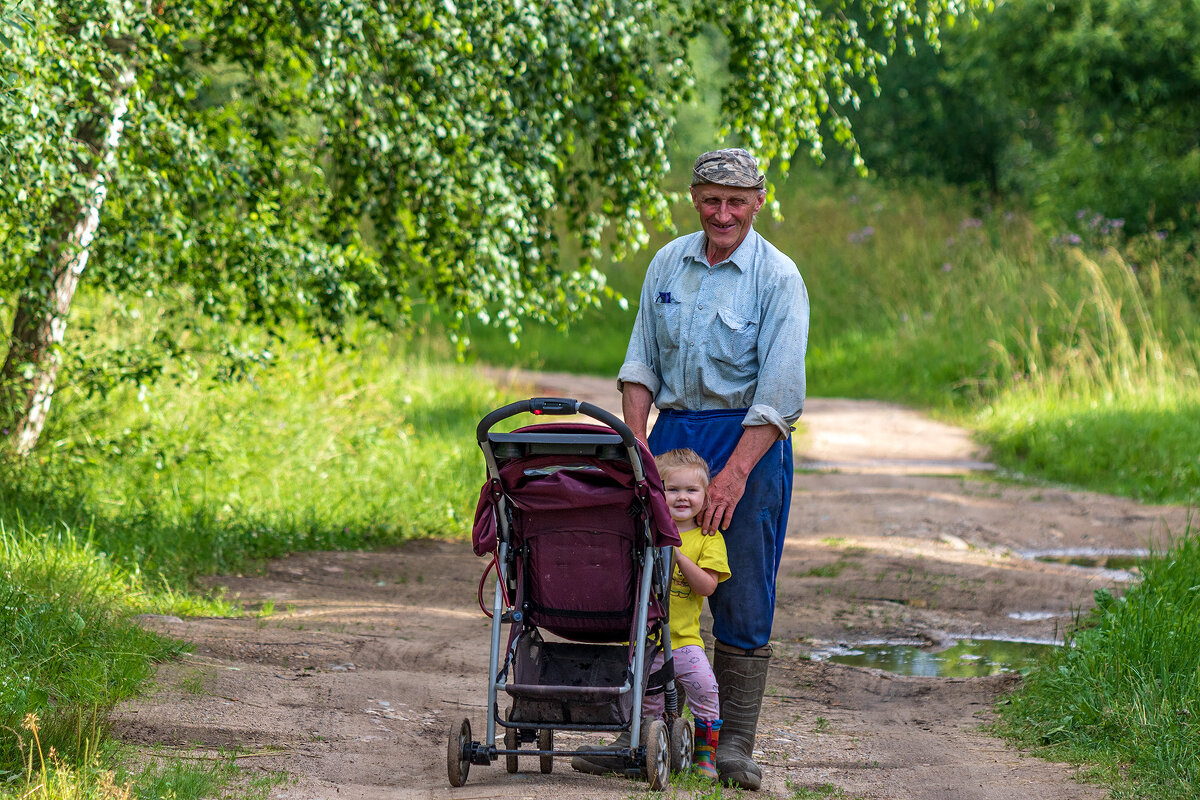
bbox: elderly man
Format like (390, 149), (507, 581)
(574, 148), (809, 789)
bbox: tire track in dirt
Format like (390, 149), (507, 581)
(115, 369), (1190, 799)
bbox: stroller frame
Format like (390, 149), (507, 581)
(448, 397), (690, 789)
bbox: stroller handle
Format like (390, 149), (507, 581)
(476, 397), (638, 448)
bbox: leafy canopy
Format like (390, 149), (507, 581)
(1, 0), (985, 351)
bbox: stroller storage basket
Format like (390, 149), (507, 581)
(506, 632), (636, 727)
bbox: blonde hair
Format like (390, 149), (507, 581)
(654, 448), (710, 486)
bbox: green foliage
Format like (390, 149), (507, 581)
(0, 0), (985, 348)
(997, 529), (1200, 799)
(0, 526), (182, 773)
(834, 25), (1008, 192)
(981, 0), (1200, 236)
(844, 0), (1200, 273)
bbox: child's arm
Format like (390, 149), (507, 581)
(673, 548), (719, 597)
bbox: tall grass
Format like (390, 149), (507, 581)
(997, 525), (1200, 799)
(977, 250), (1200, 502)
(0, 525), (182, 775)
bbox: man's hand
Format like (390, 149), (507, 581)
(700, 468), (748, 535)
(698, 424), (781, 535)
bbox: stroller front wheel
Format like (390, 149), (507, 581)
(641, 719), (670, 790)
(447, 718), (472, 787)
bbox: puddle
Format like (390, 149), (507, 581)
(1007, 610), (1063, 621)
(811, 638), (1058, 677)
(1017, 547), (1147, 581)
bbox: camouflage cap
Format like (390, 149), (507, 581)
(691, 148), (765, 189)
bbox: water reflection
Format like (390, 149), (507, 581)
(1018, 547), (1147, 578)
(812, 638), (1057, 677)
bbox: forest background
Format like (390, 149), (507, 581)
(1, 1), (1198, 799)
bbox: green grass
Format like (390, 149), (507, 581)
(978, 392), (1200, 504)
(995, 526), (1200, 799)
(0, 739), (286, 800)
(0, 525), (183, 777)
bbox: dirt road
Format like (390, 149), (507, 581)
(116, 370), (1191, 800)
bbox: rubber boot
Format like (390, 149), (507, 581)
(713, 641), (771, 790)
(693, 719), (721, 780)
(570, 731), (631, 775)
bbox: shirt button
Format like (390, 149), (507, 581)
(697, 304), (704, 310)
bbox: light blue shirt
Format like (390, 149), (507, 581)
(618, 229), (809, 438)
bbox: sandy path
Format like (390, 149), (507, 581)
(116, 369), (1191, 799)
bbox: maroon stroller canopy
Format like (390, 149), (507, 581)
(472, 423), (679, 557)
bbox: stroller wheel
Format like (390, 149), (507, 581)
(669, 716), (693, 773)
(641, 719), (670, 790)
(447, 718), (471, 787)
(538, 728), (553, 774)
(504, 710), (520, 773)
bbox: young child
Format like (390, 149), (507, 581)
(648, 448), (730, 780)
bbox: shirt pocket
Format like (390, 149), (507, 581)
(653, 302), (682, 353)
(709, 306), (758, 378)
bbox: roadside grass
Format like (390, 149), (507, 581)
(995, 525), (1200, 800)
(122, 753), (288, 800)
(0, 735), (286, 800)
(0, 526), (183, 778)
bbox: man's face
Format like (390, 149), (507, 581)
(690, 184), (765, 256)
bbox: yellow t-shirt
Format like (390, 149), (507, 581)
(668, 526), (731, 649)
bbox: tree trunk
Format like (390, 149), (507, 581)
(1, 67), (134, 457)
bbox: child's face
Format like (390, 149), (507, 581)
(662, 466), (707, 527)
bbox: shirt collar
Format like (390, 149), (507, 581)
(685, 229), (758, 273)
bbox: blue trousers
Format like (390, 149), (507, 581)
(648, 409), (793, 650)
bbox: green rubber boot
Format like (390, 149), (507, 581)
(713, 641), (771, 790)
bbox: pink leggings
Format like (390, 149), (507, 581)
(642, 644), (720, 722)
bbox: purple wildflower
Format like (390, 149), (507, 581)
(847, 226), (875, 244)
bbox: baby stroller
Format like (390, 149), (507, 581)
(447, 397), (691, 789)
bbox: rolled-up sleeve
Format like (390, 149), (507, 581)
(617, 257), (663, 397)
(743, 269), (809, 438)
